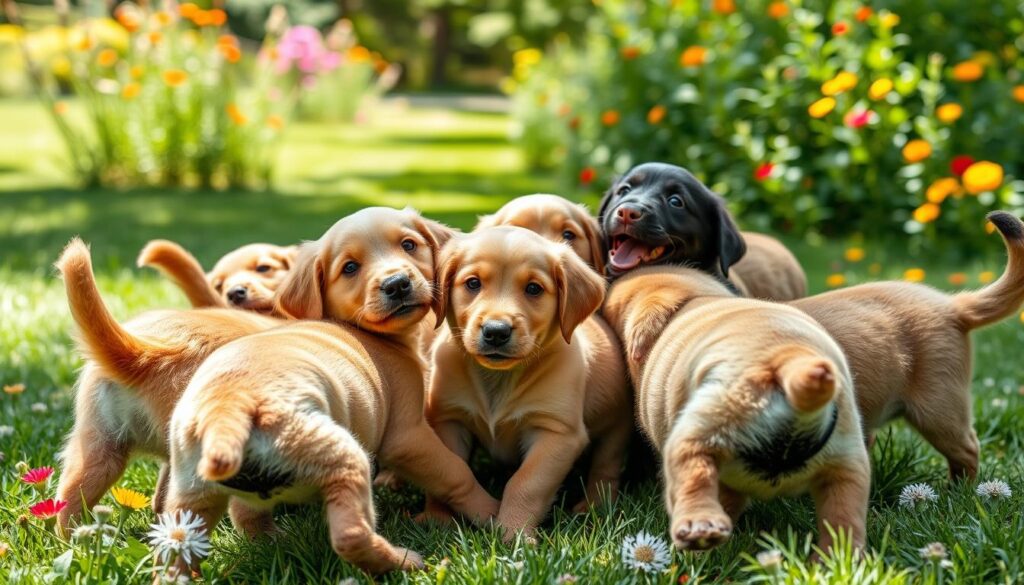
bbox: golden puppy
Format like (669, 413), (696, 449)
(786, 211), (1024, 479)
(54, 239), (282, 531)
(476, 194), (606, 273)
(603, 266), (869, 553)
(138, 240), (296, 311)
(426, 227), (631, 539)
(162, 207), (499, 575)
(732, 232), (807, 300)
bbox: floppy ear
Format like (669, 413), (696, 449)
(273, 242), (325, 319)
(432, 240), (463, 328)
(474, 213), (498, 230)
(413, 216), (458, 324)
(554, 248), (607, 343)
(576, 205), (607, 276)
(713, 201), (746, 277)
(596, 177), (620, 226)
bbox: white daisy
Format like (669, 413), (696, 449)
(919, 542), (947, 561)
(620, 531), (671, 573)
(554, 574), (578, 584)
(756, 549), (784, 571)
(976, 479), (1012, 500)
(30, 402), (48, 414)
(899, 483), (938, 508)
(0, 425), (14, 438)
(147, 510), (211, 565)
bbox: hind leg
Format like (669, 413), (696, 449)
(56, 427), (130, 535)
(904, 377), (979, 480)
(229, 500), (279, 539)
(572, 420), (630, 513)
(162, 480), (230, 579)
(810, 454), (870, 554)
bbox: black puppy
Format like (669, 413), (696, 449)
(598, 162), (746, 281)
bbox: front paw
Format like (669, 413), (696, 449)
(414, 499), (455, 525)
(395, 547), (426, 571)
(671, 509), (732, 551)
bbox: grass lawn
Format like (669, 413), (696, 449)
(1, 98), (1023, 584)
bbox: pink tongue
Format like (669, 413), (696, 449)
(610, 239), (650, 271)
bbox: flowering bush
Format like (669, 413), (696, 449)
(511, 0), (1024, 249)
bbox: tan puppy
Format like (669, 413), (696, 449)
(786, 211), (1024, 479)
(426, 227), (630, 539)
(476, 194), (606, 273)
(54, 239), (282, 531)
(603, 266), (869, 553)
(733, 232), (807, 300)
(163, 207), (499, 575)
(138, 240), (296, 311)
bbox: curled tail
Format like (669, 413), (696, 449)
(195, 385), (259, 482)
(55, 238), (177, 388)
(952, 211), (1024, 330)
(774, 348), (838, 414)
(137, 239), (225, 309)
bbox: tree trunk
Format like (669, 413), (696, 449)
(429, 6), (451, 88)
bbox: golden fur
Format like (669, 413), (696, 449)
(732, 232), (807, 300)
(603, 266), (869, 553)
(426, 227), (630, 539)
(138, 240), (296, 311)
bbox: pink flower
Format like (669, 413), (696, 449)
(754, 162), (775, 181)
(29, 499), (67, 520)
(843, 109), (873, 128)
(951, 155), (975, 176)
(276, 25), (329, 75)
(21, 466), (54, 488)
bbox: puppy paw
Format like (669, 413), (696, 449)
(373, 469), (405, 491)
(395, 547), (426, 571)
(414, 503), (455, 526)
(671, 510), (732, 551)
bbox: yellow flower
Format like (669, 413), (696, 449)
(3, 383), (25, 395)
(162, 69), (188, 87)
(513, 48), (542, 67)
(936, 103), (962, 123)
(0, 541), (7, 557)
(986, 221), (996, 234)
(808, 97), (836, 118)
(97, 48), (118, 67)
(110, 486), (150, 510)
(902, 139), (932, 164)
(948, 273), (968, 286)
(962, 161), (1004, 194)
(226, 103), (248, 126)
(347, 45), (371, 63)
(844, 247), (865, 262)
(51, 57), (71, 78)
(647, 104), (666, 124)
(879, 11), (900, 28)
(152, 10), (174, 27)
(767, 1), (789, 19)
(826, 273), (846, 288)
(266, 114), (284, 130)
(53, 102), (69, 116)
(979, 270), (995, 284)
(868, 78), (893, 100)
(822, 71), (858, 96)
(913, 202), (941, 224)
(121, 82), (140, 100)
(713, 0), (736, 14)
(680, 45), (707, 67)
(601, 110), (620, 126)
(926, 178), (961, 203)
(130, 65), (144, 79)
(904, 268), (926, 282)
(951, 60), (983, 82)
(1013, 85), (1024, 103)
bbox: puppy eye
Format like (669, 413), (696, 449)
(668, 195), (684, 208)
(401, 239), (417, 253)
(342, 261), (360, 275)
(465, 277), (482, 291)
(213, 281), (223, 292)
(525, 282), (543, 296)
(255, 265), (272, 273)
(617, 184), (631, 196)
(562, 230), (576, 241)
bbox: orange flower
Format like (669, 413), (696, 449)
(979, 271), (995, 284)
(162, 69), (188, 87)
(148, 31), (163, 45)
(53, 101), (68, 115)
(926, 178), (961, 203)
(986, 221), (996, 234)
(647, 105), (667, 125)
(855, 6), (873, 22)
(826, 273), (846, 288)
(115, 6), (142, 32)
(680, 46), (707, 67)
(902, 139), (932, 164)
(936, 103), (962, 123)
(266, 114), (284, 130)
(831, 21), (849, 36)
(912, 202), (941, 224)
(97, 49), (118, 67)
(152, 10), (174, 27)
(601, 110), (620, 126)
(903, 268), (926, 282)
(130, 65), (145, 79)
(347, 46), (372, 63)
(712, 0), (736, 14)
(844, 247), (865, 262)
(808, 97), (836, 118)
(821, 71), (858, 96)
(178, 3), (200, 19)
(75, 35), (94, 52)
(948, 273), (968, 286)
(868, 78), (893, 100)
(951, 60), (983, 82)
(121, 82), (140, 99)
(767, 2), (789, 19)
(621, 46), (641, 60)
(207, 9), (227, 26)
(1013, 85), (1024, 103)
(226, 103), (247, 126)
(962, 161), (1004, 194)
(219, 43), (241, 63)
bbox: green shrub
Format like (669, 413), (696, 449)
(511, 0), (1024, 252)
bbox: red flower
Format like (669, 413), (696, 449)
(21, 466), (54, 486)
(579, 167), (596, 185)
(29, 499), (67, 520)
(754, 163), (775, 181)
(843, 109), (872, 128)
(950, 155), (975, 176)
(832, 21), (849, 36)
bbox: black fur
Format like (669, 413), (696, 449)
(988, 211), (1023, 240)
(219, 461), (295, 500)
(736, 404), (839, 485)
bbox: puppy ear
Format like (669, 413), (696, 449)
(432, 240), (462, 328)
(554, 248), (607, 343)
(273, 243), (325, 319)
(714, 202), (746, 277)
(576, 205), (607, 276)
(596, 176), (620, 226)
(474, 213), (497, 230)
(278, 245), (299, 270)
(413, 216), (457, 253)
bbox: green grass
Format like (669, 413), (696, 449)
(1, 99), (1023, 584)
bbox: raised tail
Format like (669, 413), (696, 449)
(195, 384), (259, 482)
(137, 239), (225, 309)
(952, 211), (1024, 330)
(55, 238), (177, 388)
(774, 348), (838, 414)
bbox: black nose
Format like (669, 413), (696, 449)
(380, 274), (412, 300)
(481, 321), (512, 347)
(226, 286), (248, 305)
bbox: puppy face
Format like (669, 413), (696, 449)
(437, 227), (605, 370)
(275, 207), (453, 335)
(476, 194), (606, 274)
(597, 163), (745, 279)
(209, 244), (296, 312)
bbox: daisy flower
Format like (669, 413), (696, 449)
(976, 479), (1012, 500)
(555, 574), (578, 584)
(148, 510), (211, 565)
(621, 531), (671, 573)
(899, 483), (938, 508)
(29, 498), (68, 521)
(21, 466), (54, 490)
(111, 486), (151, 510)
(0, 425), (13, 438)
(30, 402), (48, 414)
(757, 549), (784, 571)
(919, 542), (947, 561)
